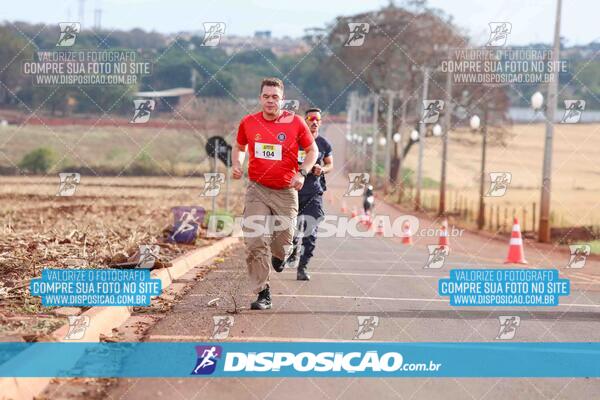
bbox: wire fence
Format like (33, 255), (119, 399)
(395, 187), (600, 242)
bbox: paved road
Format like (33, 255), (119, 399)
(102, 123), (600, 400)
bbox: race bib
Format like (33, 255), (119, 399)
(298, 150), (306, 163)
(255, 142), (282, 161)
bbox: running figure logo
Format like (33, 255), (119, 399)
(191, 345), (222, 375)
(170, 206), (205, 244)
(202, 23), (226, 46)
(344, 173), (370, 197)
(212, 316), (234, 339)
(485, 172), (512, 197)
(276, 100), (299, 124)
(496, 316), (520, 340)
(421, 100), (444, 124)
(345, 23), (370, 47)
(130, 99), (155, 124)
(64, 315), (90, 340)
(486, 22), (512, 47)
(56, 22), (80, 47)
(353, 316), (379, 340)
(57, 172), (80, 196)
(136, 245), (160, 269)
(201, 173), (225, 197)
(561, 100), (586, 124)
(566, 244), (590, 269)
(424, 245), (449, 269)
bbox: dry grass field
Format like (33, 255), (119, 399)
(0, 124), (234, 175)
(0, 175), (244, 339)
(401, 123), (600, 228)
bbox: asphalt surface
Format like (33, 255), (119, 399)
(100, 123), (600, 400)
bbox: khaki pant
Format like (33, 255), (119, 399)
(242, 182), (298, 293)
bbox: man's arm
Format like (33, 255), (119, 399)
(291, 140), (318, 191)
(322, 156), (333, 173)
(312, 139), (333, 176)
(299, 140), (318, 173)
(232, 143), (246, 179)
(313, 155), (333, 176)
(232, 117), (248, 179)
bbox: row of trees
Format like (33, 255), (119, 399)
(0, 21), (350, 115)
(0, 1), (597, 117)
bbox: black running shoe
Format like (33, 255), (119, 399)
(285, 248), (297, 267)
(297, 265), (310, 281)
(272, 256), (285, 273)
(250, 285), (272, 310)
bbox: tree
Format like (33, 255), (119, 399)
(0, 26), (34, 105)
(327, 3), (511, 186)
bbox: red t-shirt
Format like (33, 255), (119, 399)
(237, 111), (314, 189)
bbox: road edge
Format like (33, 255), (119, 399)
(0, 236), (239, 400)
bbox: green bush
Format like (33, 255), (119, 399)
(128, 152), (162, 175)
(18, 147), (57, 174)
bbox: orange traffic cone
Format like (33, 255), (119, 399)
(341, 200), (347, 214)
(401, 221), (413, 245)
(351, 206), (358, 218)
(359, 210), (368, 225)
(366, 213), (373, 229)
(375, 220), (384, 236)
(438, 219), (449, 249)
(505, 217), (527, 264)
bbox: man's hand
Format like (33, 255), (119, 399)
(312, 164), (323, 176)
(290, 172), (305, 191)
(232, 163), (243, 179)
(232, 144), (246, 180)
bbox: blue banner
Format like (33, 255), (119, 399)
(1, 342), (599, 378)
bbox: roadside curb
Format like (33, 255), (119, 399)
(0, 236), (239, 400)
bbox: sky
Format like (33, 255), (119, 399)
(2, 0), (599, 46)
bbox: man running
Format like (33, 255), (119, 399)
(193, 346), (219, 373)
(232, 77), (318, 310)
(288, 108), (333, 281)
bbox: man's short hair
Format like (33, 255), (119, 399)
(260, 77), (284, 94)
(305, 108), (322, 115)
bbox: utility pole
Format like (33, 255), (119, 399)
(539, 0), (562, 243)
(350, 93), (359, 171)
(360, 96), (368, 172)
(384, 90), (395, 192)
(93, 8), (102, 30)
(356, 95), (362, 171)
(225, 151), (231, 212)
(346, 94), (354, 170)
(477, 107), (489, 230)
(212, 147), (218, 215)
(396, 98), (408, 202)
(371, 93), (379, 182)
(415, 67), (430, 211)
(439, 51), (453, 216)
(78, 0), (86, 29)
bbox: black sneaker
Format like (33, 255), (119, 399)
(297, 266), (310, 281)
(286, 252), (297, 267)
(250, 286), (272, 310)
(272, 256), (285, 273)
